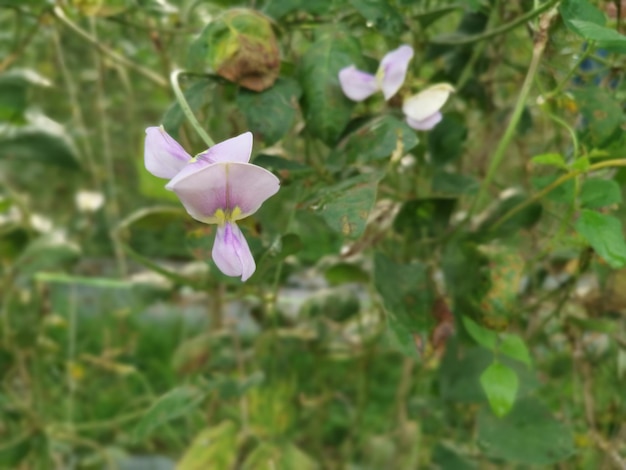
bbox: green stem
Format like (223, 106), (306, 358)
(431, 0), (559, 46)
(470, 7), (555, 217)
(170, 69), (215, 148)
(546, 42), (595, 99)
(52, 6), (167, 87)
(491, 159), (626, 231)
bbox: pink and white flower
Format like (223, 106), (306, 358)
(144, 127), (280, 281)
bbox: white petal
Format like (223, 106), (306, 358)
(212, 222), (256, 281)
(144, 126), (191, 179)
(406, 112), (443, 131)
(197, 132), (253, 164)
(338, 66), (379, 101)
(378, 45), (414, 100)
(402, 83), (455, 122)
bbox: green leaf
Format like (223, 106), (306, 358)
(374, 253), (434, 334)
(236, 78), (302, 145)
(477, 398), (575, 464)
(480, 361), (518, 417)
(348, 0), (405, 36)
(462, 315), (497, 350)
(499, 334), (532, 366)
(530, 153), (567, 170)
(393, 198), (456, 239)
(0, 432), (32, 467)
(324, 262), (369, 285)
(177, 421), (238, 470)
(263, 0), (334, 18)
(427, 112), (467, 166)
(575, 209), (626, 268)
(569, 20), (626, 53)
(432, 171), (479, 196)
(477, 191), (542, 240)
(570, 157), (590, 171)
(0, 69), (51, 122)
(0, 121), (80, 169)
(15, 235), (81, 279)
(559, 0), (606, 36)
(316, 174), (380, 239)
(580, 178), (622, 209)
(299, 287), (360, 322)
(162, 78), (212, 140)
(242, 442), (318, 470)
(332, 115), (419, 166)
(572, 88), (623, 146)
(299, 29), (361, 145)
(134, 386), (206, 440)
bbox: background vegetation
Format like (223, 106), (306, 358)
(1, 0), (625, 468)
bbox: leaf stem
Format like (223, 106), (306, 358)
(431, 0), (559, 45)
(490, 158), (626, 231)
(170, 69), (215, 148)
(52, 6), (167, 88)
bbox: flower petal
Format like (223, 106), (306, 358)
(402, 83), (454, 122)
(406, 112), (443, 131)
(144, 126), (191, 179)
(197, 131), (253, 164)
(212, 222), (256, 281)
(379, 45), (414, 100)
(338, 66), (379, 101)
(166, 162), (280, 224)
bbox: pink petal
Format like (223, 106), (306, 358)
(212, 222), (256, 281)
(144, 126), (191, 179)
(379, 45), (414, 100)
(338, 66), (379, 101)
(406, 112), (443, 131)
(197, 131), (253, 164)
(166, 162), (280, 224)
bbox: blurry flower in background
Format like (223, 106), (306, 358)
(144, 127), (280, 281)
(339, 45), (414, 101)
(402, 83), (455, 130)
(75, 190), (105, 213)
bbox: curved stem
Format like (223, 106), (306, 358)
(490, 158), (626, 231)
(170, 69), (215, 148)
(469, 7), (556, 217)
(431, 0), (559, 46)
(52, 6), (167, 88)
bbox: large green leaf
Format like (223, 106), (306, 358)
(299, 29), (362, 145)
(236, 77), (302, 145)
(393, 197), (456, 239)
(477, 398), (575, 465)
(315, 173), (380, 239)
(569, 20), (626, 53)
(374, 252), (434, 334)
(331, 115), (418, 166)
(580, 178), (622, 209)
(559, 0), (606, 36)
(575, 209), (626, 268)
(427, 112), (467, 167)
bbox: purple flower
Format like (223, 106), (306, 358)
(338, 45), (414, 101)
(402, 83), (454, 131)
(144, 127), (280, 281)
